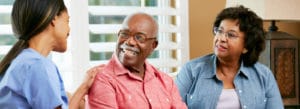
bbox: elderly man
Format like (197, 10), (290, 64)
(87, 13), (187, 109)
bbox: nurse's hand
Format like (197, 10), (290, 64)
(69, 64), (105, 109)
(83, 64), (105, 92)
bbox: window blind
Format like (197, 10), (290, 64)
(63, 0), (189, 91)
(0, 0), (189, 92)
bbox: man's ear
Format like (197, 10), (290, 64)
(152, 40), (158, 49)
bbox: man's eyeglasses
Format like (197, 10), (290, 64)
(118, 30), (157, 43)
(213, 27), (239, 40)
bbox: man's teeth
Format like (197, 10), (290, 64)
(124, 49), (137, 56)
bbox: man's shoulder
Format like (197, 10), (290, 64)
(94, 64), (115, 79)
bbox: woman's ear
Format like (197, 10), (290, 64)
(50, 21), (55, 27)
(50, 16), (58, 27)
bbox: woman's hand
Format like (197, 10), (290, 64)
(82, 64), (105, 93)
(69, 64), (105, 109)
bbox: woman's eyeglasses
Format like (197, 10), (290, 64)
(213, 27), (239, 40)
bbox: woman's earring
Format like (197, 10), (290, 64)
(242, 49), (248, 54)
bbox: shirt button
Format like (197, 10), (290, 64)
(239, 90), (243, 93)
(243, 105), (247, 109)
(128, 95), (132, 100)
(190, 96), (193, 99)
(264, 99), (267, 102)
(166, 98), (170, 102)
(149, 99), (152, 102)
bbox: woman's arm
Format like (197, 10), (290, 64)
(265, 69), (284, 109)
(175, 63), (193, 103)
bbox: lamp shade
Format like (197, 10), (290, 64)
(226, 0), (300, 21)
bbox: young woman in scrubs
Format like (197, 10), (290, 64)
(0, 0), (100, 108)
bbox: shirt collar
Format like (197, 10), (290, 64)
(200, 55), (216, 78)
(238, 62), (250, 79)
(108, 53), (157, 80)
(200, 54), (249, 79)
(109, 53), (128, 76)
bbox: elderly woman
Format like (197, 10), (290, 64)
(175, 6), (283, 109)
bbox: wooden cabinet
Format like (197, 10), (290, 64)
(259, 31), (299, 106)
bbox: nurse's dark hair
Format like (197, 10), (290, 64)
(0, 0), (67, 75)
(213, 5), (265, 66)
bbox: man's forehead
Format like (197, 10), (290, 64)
(121, 21), (151, 31)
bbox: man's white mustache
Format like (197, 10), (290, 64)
(120, 43), (140, 53)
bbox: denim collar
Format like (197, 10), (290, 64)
(200, 54), (249, 79)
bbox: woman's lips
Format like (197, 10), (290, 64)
(216, 44), (227, 52)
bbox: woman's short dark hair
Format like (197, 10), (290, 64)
(0, 0), (67, 74)
(213, 5), (265, 66)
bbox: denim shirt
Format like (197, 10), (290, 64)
(175, 54), (283, 109)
